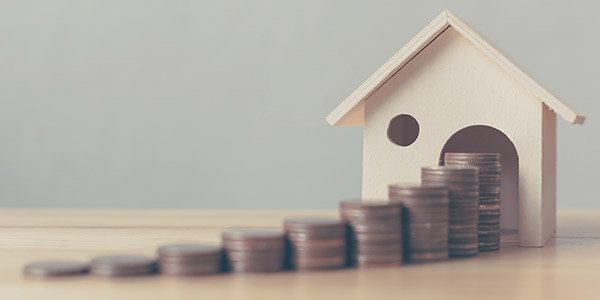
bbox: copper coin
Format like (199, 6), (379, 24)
(352, 243), (403, 255)
(91, 266), (156, 277)
(422, 165), (479, 174)
(286, 228), (346, 240)
(450, 249), (479, 257)
(349, 219), (402, 233)
(159, 262), (222, 276)
(222, 229), (285, 250)
(407, 251), (448, 262)
(354, 253), (403, 264)
(353, 232), (403, 244)
(292, 256), (346, 270)
(158, 244), (222, 262)
(90, 255), (156, 277)
(290, 245), (346, 258)
(388, 183), (448, 198)
(445, 152), (500, 159)
(340, 200), (402, 219)
(284, 217), (345, 231)
(289, 238), (346, 248)
(355, 261), (403, 268)
(225, 249), (285, 262)
(228, 260), (284, 273)
(222, 229), (284, 241)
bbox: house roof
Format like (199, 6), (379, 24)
(326, 10), (585, 126)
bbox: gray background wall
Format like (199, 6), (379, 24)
(0, 0), (597, 209)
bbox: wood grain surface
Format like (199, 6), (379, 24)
(0, 209), (598, 299)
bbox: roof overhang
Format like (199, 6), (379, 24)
(326, 10), (585, 126)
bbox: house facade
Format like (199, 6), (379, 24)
(327, 11), (584, 247)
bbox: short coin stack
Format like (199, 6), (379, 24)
(444, 152), (502, 251)
(90, 255), (157, 277)
(340, 200), (403, 268)
(422, 166), (479, 257)
(222, 229), (286, 273)
(284, 217), (347, 270)
(157, 244), (223, 276)
(388, 183), (449, 262)
(23, 260), (89, 278)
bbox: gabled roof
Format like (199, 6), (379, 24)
(326, 10), (585, 126)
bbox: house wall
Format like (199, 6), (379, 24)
(542, 104), (557, 243)
(363, 28), (546, 246)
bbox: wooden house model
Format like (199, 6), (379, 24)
(326, 10), (585, 247)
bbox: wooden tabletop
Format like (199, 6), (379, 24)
(0, 209), (598, 300)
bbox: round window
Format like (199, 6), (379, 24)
(387, 114), (419, 146)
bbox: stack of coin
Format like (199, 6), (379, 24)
(339, 200), (403, 268)
(284, 217), (347, 270)
(222, 229), (286, 273)
(388, 183), (449, 262)
(444, 152), (501, 251)
(90, 255), (157, 277)
(23, 260), (89, 278)
(422, 166), (479, 257)
(157, 244), (223, 276)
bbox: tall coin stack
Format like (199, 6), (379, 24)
(444, 152), (501, 251)
(340, 200), (403, 268)
(284, 218), (347, 270)
(421, 166), (480, 257)
(222, 229), (286, 273)
(388, 183), (449, 262)
(157, 244), (223, 276)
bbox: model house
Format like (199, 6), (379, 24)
(326, 10), (585, 247)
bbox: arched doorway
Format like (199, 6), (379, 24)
(439, 125), (519, 231)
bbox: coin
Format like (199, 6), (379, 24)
(159, 262), (222, 276)
(292, 256), (346, 270)
(157, 244), (222, 262)
(23, 260), (89, 278)
(422, 166), (479, 257)
(222, 229), (285, 251)
(341, 199), (404, 267)
(90, 255), (157, 277)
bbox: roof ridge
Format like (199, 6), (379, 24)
(326, 10), (585, 126)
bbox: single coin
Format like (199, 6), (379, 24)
(157, 244), (222, 261)
(449, 249), (479, 257)
(90, 255), (156, 277)
(355, 260), (403, 268)
(225, 249), (285, 262)
(448, 243), (479, 250)
(407, 251), (449, 262)
(354, 253), (403, 264)
(289, 238), (346, 248)
(352, 243), (403, 255)
(340, 200), (403, 219)
(353, 232), (403, 244)
(388, 183), (448, 198)
(223, 240), (284, 251)
(292, 256), (346, 269)
(159, 262), (222, 276)
(349, 219), (402, 233)
(222, 229), (284, 241)
(286, 227), (346, 240)
(290, 245), (346, 257)
(228, 260), (284, 273)
(284, 217), (345, 231)
(23, 260), (89, 278)
(445, 152), (500, 159)
(91, 255), (156, 270)
(91, 266), (155, 277)
(422, 165), (479, 174)
(222, 229), (285, 251)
